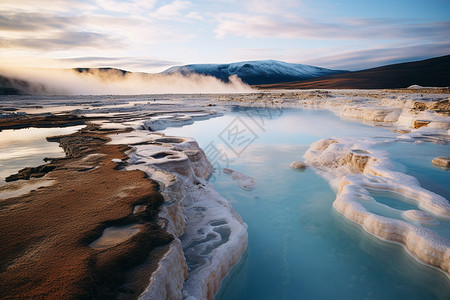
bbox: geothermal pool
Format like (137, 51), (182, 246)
(1, 98), (449, 299)
(164, 107), (450, 300)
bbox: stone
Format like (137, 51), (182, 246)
(290, 161), (307, 169)
(414, 120), (430, 129)
(432, 157), (450, 168)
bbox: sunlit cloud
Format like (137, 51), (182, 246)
(0, 31), (123, 50)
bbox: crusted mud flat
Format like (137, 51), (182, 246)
(0, 107), (248, 300)
(0, 122), (172, 299)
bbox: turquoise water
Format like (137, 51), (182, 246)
(164, 107), (450, 300)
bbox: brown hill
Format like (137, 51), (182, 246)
(257, 55), (450, 89)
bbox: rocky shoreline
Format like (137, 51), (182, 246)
(0, 123), (172, 299)
(0, 112), (248, 299)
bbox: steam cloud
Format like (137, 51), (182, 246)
(0, 67), (253, 95)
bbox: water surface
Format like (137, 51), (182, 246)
(164, 107), (450, 300)
(0, 126), (83, 184)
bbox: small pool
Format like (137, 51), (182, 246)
(0, 125), (84, 184)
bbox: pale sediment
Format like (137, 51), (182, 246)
(304, 138), (450, 276)
(108, 130), (248, 299)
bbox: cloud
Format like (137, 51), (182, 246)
(186, 11), (204, 21)
(0, 8), (194, 56)
(0, 12), (69, 31)
(0, 31), (123, 50)
(0, 0), (96, 12)
(154, 0), (192, 18)
(298, 43), (450, 70)
(57, 56), (179, 70)
(93, 0), (157, 14)
(214, 14), (450, 41)
(245, 0), (301, 15)
(228, 42), (450, 71)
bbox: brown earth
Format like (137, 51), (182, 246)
(0, 113), (99, 131)
(0, 123), (172, 299)
(256, 55), (450, 90)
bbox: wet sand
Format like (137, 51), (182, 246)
(0, 120), (172, 299)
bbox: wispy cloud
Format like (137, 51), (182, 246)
(154, 0), (192, 18)
(0, 0), (96, 12)
(0, 12), (69, 31)
(303, 42), (450, 70)
(215, 14), (450, 41)
(0, 31), (123, 50)
(58, 56), (179, 70)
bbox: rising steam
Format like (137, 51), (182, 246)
(0, 67), (253, 95)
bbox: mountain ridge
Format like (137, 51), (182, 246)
(256, 55), (450, 89)
(162, 59), (348, 85)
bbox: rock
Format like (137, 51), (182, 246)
(223, 168), (234, 174)
(290, 161), (307, 169)
(5, 165), (56, 182)
(222, 168), (255, 190)
(432, 157), (450, 168)
(414, 120), (430, 129)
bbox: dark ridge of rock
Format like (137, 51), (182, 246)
(0, 113), (92, 131)
(5, 165), (56, 182)
(74, 67), (130, 76)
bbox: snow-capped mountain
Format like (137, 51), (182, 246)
(162, 60), (348, 85)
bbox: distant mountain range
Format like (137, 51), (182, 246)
(162, 60), (348, 85)
(1, 55), (449, 95)
(257, 55), (450, 89)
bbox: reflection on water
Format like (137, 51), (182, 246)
(0, 126), (84, 183)
(164, 108), (449, 300)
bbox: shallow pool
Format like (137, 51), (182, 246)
(164, 107), (450, 300)
(0, 126), (83, 184)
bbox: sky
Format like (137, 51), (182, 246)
(1, 0), (449, 72)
